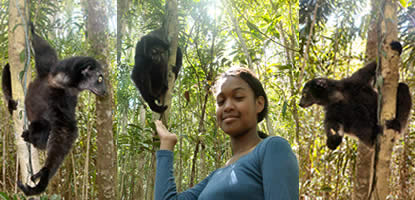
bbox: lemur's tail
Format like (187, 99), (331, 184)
(2, 63), (17, 114)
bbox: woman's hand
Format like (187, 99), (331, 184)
(155, 120), (178, 151)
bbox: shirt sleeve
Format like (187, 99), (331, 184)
(261, 137), (299, 200)
(155, 150), (212, 200)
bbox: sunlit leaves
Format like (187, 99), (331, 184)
(400, 0), (408, 8)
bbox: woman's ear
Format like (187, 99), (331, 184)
(256, 96), (265, 114)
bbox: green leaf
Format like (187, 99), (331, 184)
(49, 194), (62, 200)
(19, 50), (25, 62)
(281, 100), (288, 118)
(19, 70), (25, 81)
(321, 185), (332, 192)
(400, 0), (408, 8)
(40, 195), (49, 200)
(0, 192), (10, 200)
(262, 16), (271, 23)
(276, 64), (292, 70)
(246, 21), (263, 39)
(376, 76), (383, 87)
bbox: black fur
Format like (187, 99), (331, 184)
(258, 131), (268, 139)
(299, 42), (411, 150)
(2, 63), (18, 114)
(389, 41), (402, 55)
(14, 25), (107, 196)
(30, 23), (58, 78)
(131, 28), (182, 113)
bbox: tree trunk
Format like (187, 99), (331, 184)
(399, 129), (409, 199)
(352, 3), (378, 198)
(353, 143), (374, 200)
(85, 1), (117, 199)
(82, 113), (92, 200)
(190, 140), (201, 187)
(1, 99), (9, 192)
(148, 151), (156, 200)
(135, 154), (145, 200)
(149, 1), (179, 199)
(365, 0), (380, 63)
(369, 0), (400, 199)
(225, 0), (252, 69)
(8, 0), (40, 193)
(298, 0), (319, 88)
(161, 0), (179, 123)
(117, 0), (129, 65)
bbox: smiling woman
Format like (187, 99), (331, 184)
(154, 67), (299, 200)
(213, 67), (268, 139)
(215, 76), (263, 138)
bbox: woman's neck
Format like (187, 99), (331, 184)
(225, 128), (261, 166)
(230, 128), (261, 156)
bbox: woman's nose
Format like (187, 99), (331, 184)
(223, 99), (235, 112)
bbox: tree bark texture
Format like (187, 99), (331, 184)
(161, 0), (179, 123)
(85, 1), (117, 199)
(149, 1), (179, 199)
(352, 4), (378, 199)
(116, 0), (129, 64)
(353, 143), (373, 200)
(8, 0), (40, 192)
(369, 0), (400, 199)
(82, 115), (92, 200)
(399, 130), (409, 199)
(190, 140), (200, 188)
(298, 0), (319, 88)
(365, 0), (380, 63)
(1, 99), (9, 192)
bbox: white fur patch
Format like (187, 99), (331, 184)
(330, 125), (360, 141)
(329, 125), (345, 136)
(330, 91), (344, 103)
(49, 73), (70, 88)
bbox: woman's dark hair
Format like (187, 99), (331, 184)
(213, 67), (268, 123)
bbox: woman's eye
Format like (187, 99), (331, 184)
(235, 96), (244, 101)
(216, 97), (225, 105)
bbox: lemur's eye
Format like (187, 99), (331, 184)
(98, 75), (103, 83)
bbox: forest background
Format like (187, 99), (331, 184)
(0, 0), (414, 199)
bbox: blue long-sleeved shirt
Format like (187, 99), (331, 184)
(155, 136), (299, 200)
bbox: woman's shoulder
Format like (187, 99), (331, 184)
(255, 136), (294, 156)
(259, 136), (291, 148)
(254, 136), (297, 168)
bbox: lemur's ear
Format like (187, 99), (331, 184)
(316, 79), (328, 89)
(81, 64), (93, 76)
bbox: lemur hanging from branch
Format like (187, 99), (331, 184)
(2, 24), (107, 196)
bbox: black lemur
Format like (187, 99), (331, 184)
(1, 24), (107, 196)
(131, 28), (182, 113)
(299, 41), (411, 150)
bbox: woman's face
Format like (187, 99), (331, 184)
(215, 76), (264, 137)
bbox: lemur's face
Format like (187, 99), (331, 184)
(149, 45), (168, 65)
(299, 82), (317, 107)
(78, 59), (107, 97)
(299, 78), (330, 107)
(299, 89), (311, 108)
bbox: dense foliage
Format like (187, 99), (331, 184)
(0, 0), (414, 199)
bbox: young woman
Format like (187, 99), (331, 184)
(155, 67), (299, 199)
